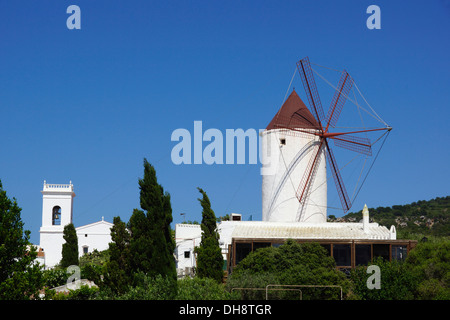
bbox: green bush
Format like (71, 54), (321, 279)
(81, 264), (103, 287)
(225, 271), (279, 300)
(115, 273), (177, 300)
(41, 268), (68, 289)
(176, 277), (235, 300)
(405, 239), (450, 299)
(416, 279), (450, 300)
(350, 258), (417, 300)
(228, 241), (349, 300)
(50, 285), (99, 300)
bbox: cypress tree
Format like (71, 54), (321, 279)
(61, 223), (79, 268)
(128, 158), (176, 286)
(128, 208), (152, 273)
(103, 216), (131, 294)
(195, 187), (224, 283)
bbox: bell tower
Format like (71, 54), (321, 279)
(39, 180), (76, 268)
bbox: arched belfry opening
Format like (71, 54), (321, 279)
(52, 206), (61, 225)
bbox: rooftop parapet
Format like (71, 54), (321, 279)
(42, 180), (74, 192)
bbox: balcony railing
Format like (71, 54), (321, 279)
(43, 180), (74, 192)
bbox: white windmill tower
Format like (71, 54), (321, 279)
(261, 57), (391, 223)
(261, 89), (327, 223)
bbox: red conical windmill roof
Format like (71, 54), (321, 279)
(266, 89), (321, 131)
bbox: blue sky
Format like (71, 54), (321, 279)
(0, 1), (448, 245)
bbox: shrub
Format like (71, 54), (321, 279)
(176, 277), (235, 300)
(50, 285), (99, 300)
(117, 273), (177, 300)
(228, 241), (349, 300)
(42, 268), (69, 289)
(349, 258), (417, 300)
(405, 239), (450, 299)
(225, 271), (279, 300)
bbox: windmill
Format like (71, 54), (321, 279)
(261, 56), (391, 223)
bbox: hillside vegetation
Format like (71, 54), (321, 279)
(329, 196), (449, 239)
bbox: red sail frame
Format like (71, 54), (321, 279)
(294, 57), (388, 213)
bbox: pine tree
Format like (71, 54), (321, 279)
(0, 180), (43, 299)
(195, 187), (224, 283)
(60, 223), (79, 268)
(128, 158), (176, 287)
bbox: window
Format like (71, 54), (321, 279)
(392, 245), (407, 261)
(253, 242), (271, 251)
(235, 243), (252, 265)
(355, 244), (371, 266)
(83, 246), (89, 254)
(280, 138), (286, 145)
(320, 244), (331, 256)
(373, 244), (390, 261)
(333, 244), (351, 266)
(184, 251), (190, 259)
(52, 206), (61, 225)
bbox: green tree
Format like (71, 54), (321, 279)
(128, 159), (176, 292)
(103, 216), (131, 294)
(195, 188), (224, 283)
(128, 208), (152, 275)
(116, 273), (177, 300)
(60, 223), (79, 268)
(405, 239), (450, 299)
(350, 258), (417, 300)
(0, 180), (43, 299)
(177, 277), (235, 300)
(228, 240), (349, 300)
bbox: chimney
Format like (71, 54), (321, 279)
(362, 204), (370, 233)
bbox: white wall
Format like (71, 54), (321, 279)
(40, 183), (75, 228)
(175, 220), (242, 276)
(76, 220), (113, 256)
(261, 129), (327, 223)
(175, 224), (201, 272)
(39, 230), (66, 268)
(40, 220), (113, 269)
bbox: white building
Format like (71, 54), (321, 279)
(174, 91), (416, 276)
(175, 223), (201, 276)
(174, 205), (416, 276)
(174, 213), (243, 277)
(39, 181), (113, 269)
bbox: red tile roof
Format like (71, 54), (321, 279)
(266, 90), (321, 131)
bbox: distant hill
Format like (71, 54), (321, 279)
(328, 196), (450, 238)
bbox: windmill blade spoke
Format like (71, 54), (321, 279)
(296, 140), (324, 204)
(325, 140), (351, 212)
(332, 135), (372, 156)
(326, 70), (354, 130)
(297, 57), (325, 126)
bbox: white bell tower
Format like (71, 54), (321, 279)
(39, 180), (76, 268)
